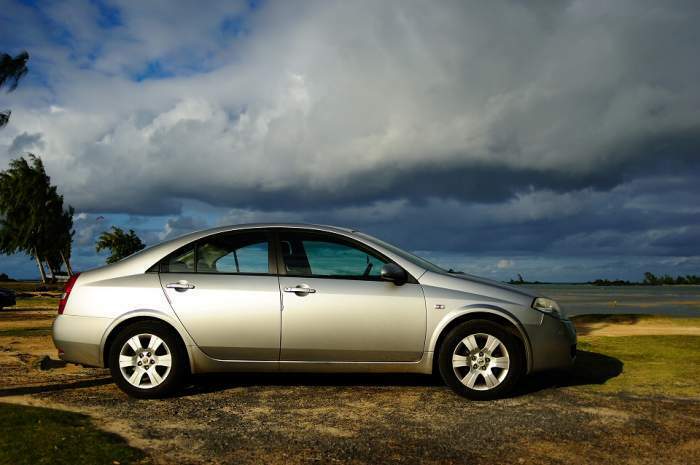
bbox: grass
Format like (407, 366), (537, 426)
(0, 281), (64, 292)
(576, 335), (700, 397)
(572, 313), (700, 326)
(0, 402), (148, 465)
(12, 295), (60, 310)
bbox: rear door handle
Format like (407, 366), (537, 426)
(283, 286), (316, 294)
(166, 280), (195, 291)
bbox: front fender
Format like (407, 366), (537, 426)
(427, 305), (535, 373)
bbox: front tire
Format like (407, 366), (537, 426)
(438, 319), (523, 400)
(108, 321), (187, 398)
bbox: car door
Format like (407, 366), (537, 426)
(276, 230), (426, 362)
(158, 230), (281, 360)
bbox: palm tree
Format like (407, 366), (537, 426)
(0, 155), (74, 282)
(40, 192), (75, 277)
(96, 227), (145, 264)
(0, 51), (29, 129)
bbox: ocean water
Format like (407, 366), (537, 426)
(522, 284), (700, 317)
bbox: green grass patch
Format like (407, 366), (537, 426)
(0, 402), (148, 465)
(0, 327), (52, 337)
(0, 281), (64, 292)
(12, 295), (60, 310)
(572, 313), (700, 326)
(576, 335), (700, 397)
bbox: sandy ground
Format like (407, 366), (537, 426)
(1, 309), (699, 465)
(573, 315), (700, 336)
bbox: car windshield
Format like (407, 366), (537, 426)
(355, 232), (447, 274)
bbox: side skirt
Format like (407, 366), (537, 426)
(190, 345), (434, 375)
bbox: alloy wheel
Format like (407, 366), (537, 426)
(451, 332), (510, 391)
(119, 333), (172, 389)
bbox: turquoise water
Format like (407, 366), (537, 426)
(521, 284), (700, 317)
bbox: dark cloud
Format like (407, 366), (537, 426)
(1, 0), (699, 280)
(8, 132), (44, 154)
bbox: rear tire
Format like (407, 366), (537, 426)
(108, 320), (187, 399)
(438, 319), (523, 400)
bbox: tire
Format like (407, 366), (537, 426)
(108, 320), (188, 398)
(438, 319), (523, 400)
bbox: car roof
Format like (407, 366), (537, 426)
(187, 223), (358, 236)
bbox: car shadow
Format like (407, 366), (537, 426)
(0, 377), (113, 397)
(176, 349), (623, 398)
(177, 371), (440, 397)
(514, 350), (623, 396)
(0, 350), (622, 399)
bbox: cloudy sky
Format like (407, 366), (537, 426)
(1, 0), (699, 281)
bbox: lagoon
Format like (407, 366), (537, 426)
(525, 284), (700, 317)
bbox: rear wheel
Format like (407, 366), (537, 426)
(108, 321), (187, 398)
(438, 319), (523, 400)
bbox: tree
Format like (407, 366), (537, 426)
(643, 272), (659, 285)
(96, 227), (145, 264)
(0, 155), (74, 282)
(40, 193), (75, 277)
(0, 51), (29, 129)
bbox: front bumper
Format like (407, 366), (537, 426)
(527, 314), (577, 372)
(52, 314), (112, 367)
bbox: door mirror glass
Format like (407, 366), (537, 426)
(380, 263), (407, 285)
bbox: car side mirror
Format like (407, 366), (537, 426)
(380, 263), (407, 285)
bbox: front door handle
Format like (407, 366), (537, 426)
(166, 280), (195, 291)
(283, 286), (316, 295)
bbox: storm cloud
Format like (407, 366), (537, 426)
(1, 0), (699, 280)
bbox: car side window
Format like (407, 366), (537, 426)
(196, 232), (270, 274)
(279, 232), (387, 279)
(161, 244), (196, 273)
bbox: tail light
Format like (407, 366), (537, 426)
(58, 273), (80, 315)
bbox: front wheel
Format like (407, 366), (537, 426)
(108, 321), (187, 398)
(438, 319), (523, 400)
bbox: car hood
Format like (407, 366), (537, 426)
(418, 270), (539, 306)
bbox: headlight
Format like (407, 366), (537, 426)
(532, 297), (563, 318)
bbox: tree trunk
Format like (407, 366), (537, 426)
(33, 250), (47, 284)
(60, 250), (73, 276)
(45, 259), (56, 283)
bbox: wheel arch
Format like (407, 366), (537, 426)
(430, 308), (533, 375)
(101, 311), (193, 373)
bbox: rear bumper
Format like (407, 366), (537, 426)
(52, 314), (112, 367)
(527, 315), (577, 372)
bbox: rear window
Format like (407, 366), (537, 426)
(157, 231), (270, 274)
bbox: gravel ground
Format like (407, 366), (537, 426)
(1, 309), (699, 465)
(5, 370), (693, 465)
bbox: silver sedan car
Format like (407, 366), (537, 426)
(53, 223), (576, 399)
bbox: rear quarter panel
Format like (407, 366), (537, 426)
(66, 273), (172, 319)
(63, 272), (195, 366)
